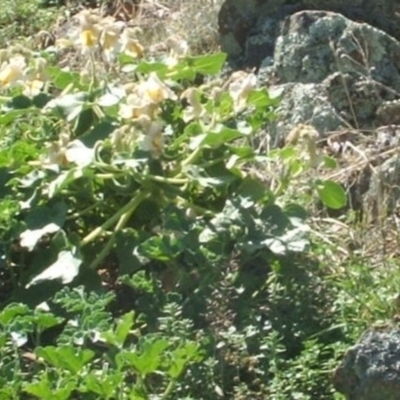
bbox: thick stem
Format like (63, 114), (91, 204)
(81, 189), (148, 246)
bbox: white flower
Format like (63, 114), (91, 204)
(120, 27), (144, 58)
(0, 56), (26, 88)
(181, 87), (206, 122)
(23, 80), (44, 97)
(228, 70), (257, 112)
(99, 17), (125, 62)
(138, 116), (165, 158)
(119, 92), (157, 120)
(165, 36), (189, 67)
(136, 72), (177, 104)
(41, 133), (70, 167)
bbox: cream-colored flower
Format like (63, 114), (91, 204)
(228, 70), (257, 112)
(99, 17), (125, 62)
(286, 124), (321, 168)
(120, 27), (144, 58)
(165, 35), (189, 67)
(23, 80), (44, 97)
(181, 87), (206, 122)
(21, 57), (48, 97)
(136, 72), (177, 104)
(119, 92), (157, 120)
(110, 124), (136, 151)
(42, 133), (70, 167)
(0, 55), (26, 88)
(167, 36), (189, 58)
(137, 116), (165, 158)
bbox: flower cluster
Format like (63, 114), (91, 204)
(0, 52), (48, 96)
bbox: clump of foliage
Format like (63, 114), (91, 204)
(0, 0), (60, 48)
(0, 8), (357, 399)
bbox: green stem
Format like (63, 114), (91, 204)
(161, 379), (176, 400)
(87, 190), (149, 269)
(181, 146), (202, 168)
(81, 190), (148, 246)
(148, 175), (188, 185)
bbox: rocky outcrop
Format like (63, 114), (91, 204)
(218, 2), (400, 219)
(218, 0), (400, 68)
(332, 328), (400, 400)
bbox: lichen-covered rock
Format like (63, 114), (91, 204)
(217, 4), (400, 218)
(218, 0), (400, 67)
(332, 328), (400, 400)
(257, 10), (400, 141)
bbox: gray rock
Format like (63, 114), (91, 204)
(218, 0), (400, 67)
(332, 328), (400, 400)
(257, 10), (400, 141)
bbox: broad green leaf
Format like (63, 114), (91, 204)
(44, 92), (86, 121)
(24, 376), (75, 400)
(26, 248), (82, 287)
(117, 339), (169, 375)
(34, 311), (64, 332)
(64, 140), (95, 167)
(189, 52), (227, 75)
(102, 311), (135, 348)
(317, 180), (347, 209)
(97, 87), (124, 107)
(46, 67), (81, 90)
(35, 346), (95, 374)
(168, 342), (201, 379)
(20, 203), (67, 251)
(322, 155), (338, 169)
(247, 89), (281, 108)
(0, 303), (30, 325)
(83, 372), (124, 397)
(74, 107), (95, 135)
(114, 311), (135, 347)
(47, 168), (86, 198)
(237, 177), (270, 207)
(138, 236), (182, 261)
(8, 95), (32, 110)
(134, 61), (168, 76)
(189, 125), (242, 150)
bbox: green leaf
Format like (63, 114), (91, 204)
(44, 92), (86, 121)
(168, 342), (202, 379)
(188, 52), (227, 75)
(83, 372), (124, 398)
(8, 95), (32, 109)
(20, 203), (67, 251)
(24, 376), (75, 400)
(34, 311), (64, 332)
(102, 311), (135, 348)
(64, 140), (95, 167)
(35, 346), (95, 374)
(134, 61), (169, 76)
(322, 155), (338, 169)
(189, 125), (243, 150)
(0, 303), (30, 325)
(237, 177), (270, 207)
(316, 180), (347, 209)
(74, 107), (95, 135)
(247, 88), (281, 108)
(117, 338), (169, 375)
(26, 248), (82, 287)
(138, 236), (182, 261)
(47, 67), (81, 90)
(114, 311), (134, 346)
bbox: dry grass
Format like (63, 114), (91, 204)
(131, 0), (224, 55)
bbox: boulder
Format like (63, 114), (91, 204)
(332, 328), (400, 400)
(218, 0), (400, 68)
